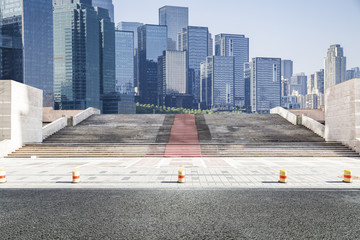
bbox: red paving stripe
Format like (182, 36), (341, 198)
(164, 114), (202, 158)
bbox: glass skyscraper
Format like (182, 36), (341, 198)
(289, 73), (307, 96)
(250, 57), (281, 113)
(53, 0), (115, 110)
(201, 56), (234, 109)
(0, 0), (53, 106)
(92, 0), (114, 22)
(159, 6), (188, 51)
(117, 21), (144, 92)
(178, 26), (209, 103)
(138, 24), (167, 105)
(115, 30), (134, 95)
(324, 44), (346, 89)
(215, 34), (249, 107)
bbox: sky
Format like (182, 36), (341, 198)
(114, 0), (360, 75)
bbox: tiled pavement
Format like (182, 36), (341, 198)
(1, 157), (360, 189)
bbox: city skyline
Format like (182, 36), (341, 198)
(114, 0), (360, 75)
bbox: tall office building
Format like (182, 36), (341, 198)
(138, 24), (167, 105)
(0, 0), (53, 106)
(215, 34), (249, 107)
(92, 0), (114, 22)
(281, 60), (293, 80)
(324, 44), (346, 89)
(115, 30), (134, 95)
(117, 21), (144, 92)
(178, 26), (209, 103)
(158, 51), (187, 106)
(159, 6), (188, 51)
(346, 67), (360, 80)
(53, 0), (115, 110)
(289, 73), (307, 96)
(314, 69), (324, 94)
(201, 56), (235, 109)
(250, 58), (281, 113)
(308, 74), (315, 94)
(244, 62), (252, 111)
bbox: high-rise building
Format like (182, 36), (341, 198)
(314, 69), (324, 94)
(215, 34), (249, 107)
(346, 67), (360, 80)
(53, 0), (115, 110)
(115, 30), (134, 95)
(201, 56), (235, 109)
(159, 6), (188, 51)
(281, 60), (293, 80)
(308, 74), (315, 94)
(324, 44), (346, 89)
(178, 26), (209, 103)
(0, 0), (53, 106)
(92, 0), (114, 22)
(250, 58), (281, 113)
(158, 51), (187, 106)
(244, 62), (252, 111)
(138, 24), (167, 105)
(289, 73), (307, 96)
(117, 21), (144, 92)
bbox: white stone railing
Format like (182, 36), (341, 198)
(270, 107), (298, 125)
(302, 114), (325, 138)
(0, 140), (22, 158)
(42, 117), (67, 140)
(72, 107), (100, 126)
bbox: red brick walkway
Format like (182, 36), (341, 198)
(164, 114), (202, 157)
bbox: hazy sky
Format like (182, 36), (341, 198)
(114, 0), (360, 75)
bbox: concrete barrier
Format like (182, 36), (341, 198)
(42, 117), (67, 140)
(270, 107), (298, 125)
(0, 140), (22, 158)
(302, 114), (325, 138)
(71, 107), (100, 126)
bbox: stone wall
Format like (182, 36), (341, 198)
(325, 78), (360, 149)
(43, 107), (83, 123)
(0, 80), (43, 144)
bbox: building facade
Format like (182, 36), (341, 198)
(314, 69), (324, 94)
(324, 44), (346, 89)
(250, 58), (281, 113)
(53, 0), (115, 110)
(138, 24), (167, 105)
(178, 26), (209, 103)
(0, 0), (53, 106)
(215, 34), (249, 107)
(158, 51), (187, 106)
(346, 67), (360, 80)
(201, 56), (235, 109)
(159, 6), (188, 51)
(92, 0), (114, 22)
(289, 73), (307, 96)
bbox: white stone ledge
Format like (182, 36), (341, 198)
(302, 114), (325, 138)
(42, 117), (68, 140)
(270, 107), (298, 125)
(72, 108), (100, 126)
(0, 140), (22, 158)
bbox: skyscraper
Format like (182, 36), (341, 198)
(244, 62), (252, 111)
(0, 0), (53, 106)
(215, 34), (249, 107)
(289, 73), (307, 96)
(250, 58), (281, 113)
(346, 67), (360, 80)
(324, 44), (346, 89)
(115, 30), (134, 95)
(314, 69), (324, 94)
(138, 24), (167, 105)
(158, 51), (187, 106)
(117, 21), (144, 92)
(53, 0), (115, 110)
(281, 60), (293, 80)
(201, 56), (235, 109)
(159, 6), (188, 51)
(92, 0), (114, 22)
(178, 26), (209, 103)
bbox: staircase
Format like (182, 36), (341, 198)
(5, 114), (359, 158)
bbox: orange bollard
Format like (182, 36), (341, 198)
(279, 170), (287, 183)
(72, 170), (80, 183)
(343, 170), (352, 183)
(178, 170), (185, 183)
(0, 170), (6, 183)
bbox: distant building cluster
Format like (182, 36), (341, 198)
(0, 1), (358, 113)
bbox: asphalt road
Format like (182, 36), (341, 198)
(1, 189), (360, 239)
